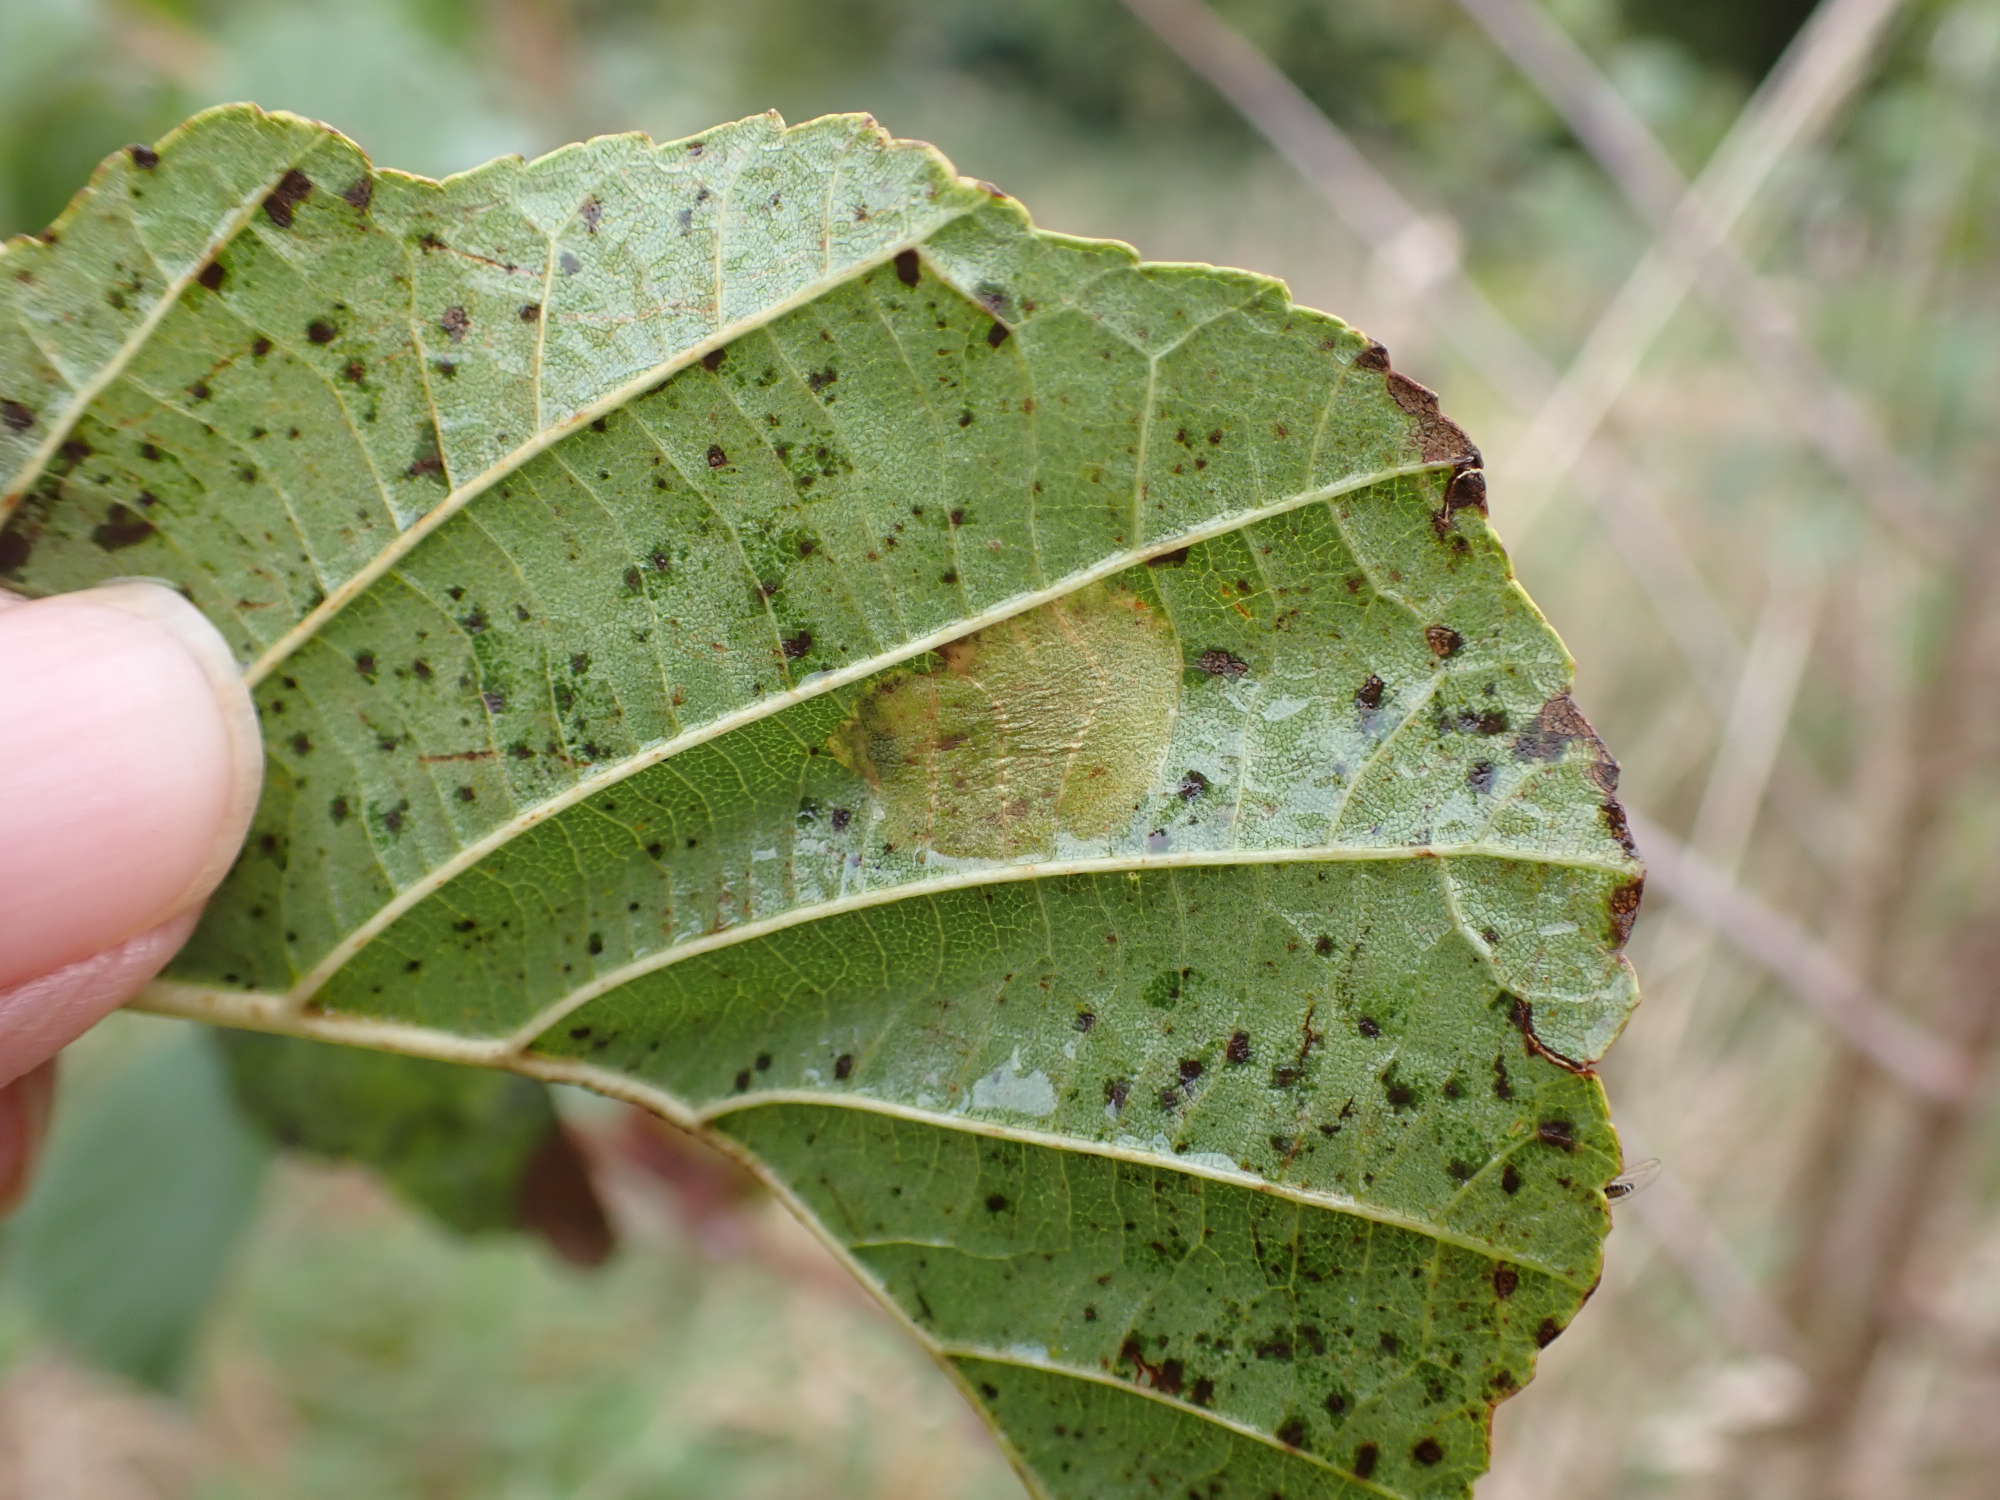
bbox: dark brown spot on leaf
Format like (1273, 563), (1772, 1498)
(91, 503), (155, 551)
(1514, 693), (1621, 799)
(263, 168), (313, 228)
(1446, 466), (1488, 516)
(1609, 877), (1644, 947)
(1385, 367), (1474, 463)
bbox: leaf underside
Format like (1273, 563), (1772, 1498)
(0, 107), (1641, 1499)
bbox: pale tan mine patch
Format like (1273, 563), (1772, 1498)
(830, 584), (1182, 859)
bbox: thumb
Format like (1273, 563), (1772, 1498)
(0, 581), (262, 1082)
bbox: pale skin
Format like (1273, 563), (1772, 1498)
(0, 581), (261, 1212)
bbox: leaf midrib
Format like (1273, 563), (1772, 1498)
(285, 458), (1454, 1005)
(493, 841), (1633, 1052)
(131, 976), (1593, 1289)
(938, 1344), (1408, 1499)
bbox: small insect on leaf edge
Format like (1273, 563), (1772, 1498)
(1605, 1156), (1662, 1203)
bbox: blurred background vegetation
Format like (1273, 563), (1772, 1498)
(3, 0), (1996, 1496)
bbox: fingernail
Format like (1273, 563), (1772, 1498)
(0, 581), (262, 991)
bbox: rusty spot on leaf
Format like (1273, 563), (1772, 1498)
(263, 168), (314, 228)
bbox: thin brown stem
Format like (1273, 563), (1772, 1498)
(1787, 521), (2000, 1496)
(1500, 0), (1912, 539)
(1453, 0), (1948, 558)
(1623, 811), (1969, 1103)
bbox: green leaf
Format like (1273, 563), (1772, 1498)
(217, 1032), (612, 1262)
(1, 106), (1642, 1497)
(0, 1028), (270, 1391)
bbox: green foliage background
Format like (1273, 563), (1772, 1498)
(3, 2), (1996, 1498)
